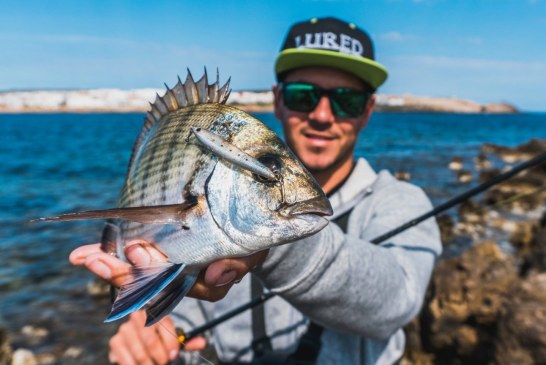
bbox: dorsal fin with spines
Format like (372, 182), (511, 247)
(126, 69), (231, 180)
(145, 68), (230, 132)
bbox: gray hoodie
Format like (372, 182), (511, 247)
(173, 158), (442, 365)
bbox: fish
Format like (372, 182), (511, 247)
(35, 69), (333, 326)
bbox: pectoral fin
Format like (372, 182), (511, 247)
(144, 272), (198, 326)
(32, 198), (198, 224)
(105, 262), (188, 323)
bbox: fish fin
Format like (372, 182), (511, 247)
(196, 69), (209, 103)
(172, 76), (188, 108)
(127, 69), (231, 174)
(184, 69), (198, 105)
(163, 82), (179, 111)
(218, 76), (231, 104)
(208, 69), (220, 103)
(100, 220), (120, 254)
(32, 198), (198, 224)
(153, 92), (169, 115)
(144, 272), (198, 326)
(104, 262), (186, 323)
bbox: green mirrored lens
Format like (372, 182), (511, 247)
(331, 89), (367, 117)
(281, 83), (368, 117)
(282, 84), (319, 112)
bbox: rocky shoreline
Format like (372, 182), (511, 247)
(402, 139), (546, 365)
(0, 89), (518, 114)
(2, 139), (544, 365)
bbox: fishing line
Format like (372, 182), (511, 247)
(450, 167), (546, 218)
(147, 310), (216, 365)
(491, 182), (546, 209)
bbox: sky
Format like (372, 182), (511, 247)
(1, 0), (545, 111)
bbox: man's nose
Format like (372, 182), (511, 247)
(308, 96), (336, 125)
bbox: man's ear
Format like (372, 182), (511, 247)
(272, 84), (283, 121)
(360, 94), (376, 129)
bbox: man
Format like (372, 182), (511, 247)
(70, 17), (441, 364)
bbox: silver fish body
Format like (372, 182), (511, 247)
(37, 70), (332, 325)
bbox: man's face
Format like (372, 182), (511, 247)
(274, 67), (374, 174)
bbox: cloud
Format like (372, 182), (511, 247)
(457, 36), (483, 46)
(411, 0), (445, 4)
(400, 55), (546, 73)
(383, 55), (546, 110)
(378, 31), (417, 42)
(0, 32), (159, 50)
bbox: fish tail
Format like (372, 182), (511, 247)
(104, 262), (186, 323)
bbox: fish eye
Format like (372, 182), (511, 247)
(253, 154), (282, 182)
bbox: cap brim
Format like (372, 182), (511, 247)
(275, 48), (388, 90)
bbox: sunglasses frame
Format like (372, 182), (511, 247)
(279, 82), (371, 118)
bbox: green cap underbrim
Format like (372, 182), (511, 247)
(275, 48), (388, 90)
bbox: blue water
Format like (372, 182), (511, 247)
(1, 112), (545, 363)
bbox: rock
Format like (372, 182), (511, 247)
(448, 157), (464, 171)
(457, 170), (472, 184)
(482, 139), (546, 164)
(34, 353), (55, 365)
(519, 212), (546, 275)
(482, 102), (518, 114)
(436, 215), (455, 246)
(419, 241), (519, 364)
(20, 326), (48, 346)
(480, 140), (546, 212)
(402, 317), (435, 365)
(458, 199), (487, 225)
(473, 153), (491, 171)
(495, 273), (546, 365)
(0, 327), (12, 365)
(63, 346), (83, 359)
(10, 349), (37, 365)
(86, 278), (111, 298)
(395, 170), (411, 181)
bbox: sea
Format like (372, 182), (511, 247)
(1, 112), (545, 363)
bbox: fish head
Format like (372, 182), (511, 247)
(206, 113), (333, 252)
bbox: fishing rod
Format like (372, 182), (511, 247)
(176, 151), (546, 342)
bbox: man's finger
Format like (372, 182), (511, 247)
(204, 250), (269, 286)
(183, 336), (207, 352)
(83, 252), (131, 287)
(154, 317), (181, 361)
(69, 243), (103, 266)
(128, 312), (171, 365)
(187, 274), (234, 301)
(124, 240), (168, 265)
(109, 333), (135, 365)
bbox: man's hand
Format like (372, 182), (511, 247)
(108, 310), (207, 364)
(69, 241), (269, 301)
(107, 310), (197, 365)
(69, 241), (268, 364)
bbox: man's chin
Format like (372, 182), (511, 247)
(301, 157), (337, 173)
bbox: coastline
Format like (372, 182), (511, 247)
(0, 89), (518, 114)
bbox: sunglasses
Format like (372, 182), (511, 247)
(280, 82), (371, 118)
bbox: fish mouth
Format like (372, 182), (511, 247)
(278, 196), (333, 217)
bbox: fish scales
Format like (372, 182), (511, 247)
(36, 70), (332, 326)
(122, 105), (245, 208)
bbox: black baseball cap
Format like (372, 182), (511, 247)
(275, 17), (388, 90)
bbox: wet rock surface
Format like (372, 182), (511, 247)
(3, 139), (544, 365)
(495, 273), (546, 365)
(404, 139), (546, 364)
(1, 326), (13, 365)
